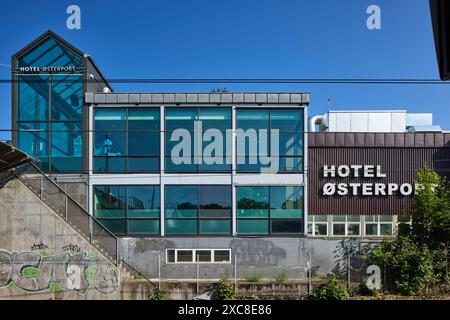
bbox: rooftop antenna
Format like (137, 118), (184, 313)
(327, 92), (333, 112)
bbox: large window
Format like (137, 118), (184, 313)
(165, 185), (232, 235)
(165, 107), (231, 172)
(16, 36), (84, 173)
(17, 75), (83, 172)
(93, 185), (160, 236)
(236, 186), (304, 235)
(94, 108), (160, 173)
(236, 108), (304, 173)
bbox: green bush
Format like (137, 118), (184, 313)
(244, 271), (264, 283)
(274, 270), (288, 284)
(307, 275), (349, 300)
(150, 287), (166, 300)
(217, 275), (236, 300)
(358, 279), (380, 296)
(369, 236), (435, 296)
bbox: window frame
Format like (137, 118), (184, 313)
(93, 184), (161, 237)
(236, 185), (305, 236)
(17, 74), (84, 173)
(363, 215), (394, 237)
(165, 249), (232, 264)
(235, 107), (304, 174)
(307, 215), (329, 237)
(93, 107), (161, 173)
(164, 106), (233, 173)
(164, 185), (233, 236)
(331, 215), (362, 237)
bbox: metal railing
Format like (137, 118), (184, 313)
(14, 162), (156, 288)
(15, 162), (119, 266)
(121, 259), (156, 287)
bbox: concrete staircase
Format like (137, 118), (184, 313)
(14, 162), (156, 289)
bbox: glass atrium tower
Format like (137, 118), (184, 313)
(12, 31), (309, 239)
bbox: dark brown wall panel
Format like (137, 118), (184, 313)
(308, 133), (450, 216)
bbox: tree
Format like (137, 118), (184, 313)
(410, 165), (450, 280)
(368, 165), (450, 294)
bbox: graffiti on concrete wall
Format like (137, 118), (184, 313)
(0, 249), (118, 294)
(230, 239), (286, 266)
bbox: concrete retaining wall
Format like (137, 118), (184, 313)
(0, 177), (121, 300)
(119, 237), (380, 281)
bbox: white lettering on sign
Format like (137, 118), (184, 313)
(19, 66), (77, 73)
(322, 165), (414, 197)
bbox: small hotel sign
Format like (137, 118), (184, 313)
(19, 66), (77, 72)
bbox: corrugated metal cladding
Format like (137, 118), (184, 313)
(308, 133), (450, 216)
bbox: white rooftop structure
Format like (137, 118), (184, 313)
(310, 110), (440, 133)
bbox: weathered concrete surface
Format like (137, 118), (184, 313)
(119, 237), (380, 281)
(0, 178), (121, 300)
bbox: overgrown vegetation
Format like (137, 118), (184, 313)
(367, 165), (450, 296)
(244, 271), (264, 283)
(150, 287), (166, 300)
(217, 275), (236, 300)
(274, 270), (288, 284)
(358, 278), (380, 296)
(307, 275), (349, 300)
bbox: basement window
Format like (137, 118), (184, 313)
(166, 249), (231, 264)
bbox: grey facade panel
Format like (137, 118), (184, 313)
(210, 94), (220, 103)
(256, 93), (267, 103)
(105, 93), (118, 103)
(222, 93), (232, 103)
(244, 93), (256, 103)
(175, 93), (187, 103)
(290, 93), (302, 103)
(152, 93), (163, 103)
(86, 92), (311, 105)
(163, 93), (175, 103)
(141, 93), (152, 103)
(117, 93), (128, 103)
(186, 93), (198, 103)
(268, 93), (279, 103)
(85, 92), (94, 103)
(94, 93), (106, 104)
(233, 93), (244, 103)
(279, 94), (290, 103)
(129, 93), (140, 103)
(198, 94), (209, 103)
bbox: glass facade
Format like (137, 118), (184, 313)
(165, 185), (232, 235)
(16, 36), (84, 173)
(93, 185), (160, 236)
(165, 107), (232, 172)
(94, 108), (160, 173)
(236, 108), (304, 172)
(236, 186), (304, 235)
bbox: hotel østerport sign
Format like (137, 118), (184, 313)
(19, 66), (77, 72)
(322, 165), (417, 197)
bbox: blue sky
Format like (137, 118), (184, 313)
(0, 0), (449, 140)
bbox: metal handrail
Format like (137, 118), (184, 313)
(120, 259), (157, 288)
(15, 161), (156, 287)
(26, 162), (120, 244)
(15, 162), (118, 265)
